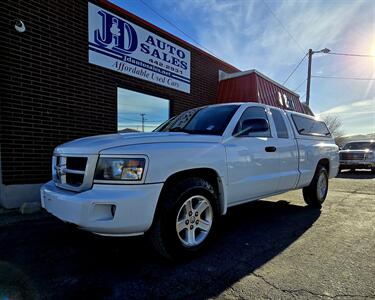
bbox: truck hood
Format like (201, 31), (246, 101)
(54, 132), (222, 155)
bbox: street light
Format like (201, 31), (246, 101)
(306, 48), (330, 106)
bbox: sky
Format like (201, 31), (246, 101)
(111, 0), (375, 136)
(118, 88), (170, 131)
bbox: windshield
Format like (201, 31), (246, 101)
(154, 105), (240, 135)
(342, 142), (375, 150)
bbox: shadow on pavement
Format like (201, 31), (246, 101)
(0, 199), (320, 300)
(337, 170), (375, 180)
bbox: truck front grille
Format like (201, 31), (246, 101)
(66, 173), (85, 186)
(66, 157), (87, 171)
(340, 153), (365, 161)
(53, 155), (97, 192)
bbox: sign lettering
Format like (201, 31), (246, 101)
(88, 3), (191, 93)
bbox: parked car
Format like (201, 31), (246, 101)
(339, 141), (375, 173)
(41, 103), (339, 259)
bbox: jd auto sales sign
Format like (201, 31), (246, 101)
(88, 3), (191, 93)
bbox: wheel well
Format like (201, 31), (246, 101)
(317, 158), (330, 176)
(160, 168), (225, 214)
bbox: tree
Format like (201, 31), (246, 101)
(321, 115), (346, 146)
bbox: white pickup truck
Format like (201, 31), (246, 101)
(41, 103), (339, 259)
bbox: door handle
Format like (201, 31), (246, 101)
(265, 146), (277, 152)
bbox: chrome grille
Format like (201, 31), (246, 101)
(67, 157), (87, 171)
(339, 153), (365, 161)
(53, 155), (98, 192)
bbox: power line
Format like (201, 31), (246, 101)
(261, 0), (308, 87)
(293, 78), (307, 91)
(138, 0), (217, 56)
(283, 53), (308, 85)
(120, 117), (141, 122)
(261, 0), (305, 54)
(120, 116), (167, 123)
(312, 75), (375, 81)
(327, 52), (375, 58)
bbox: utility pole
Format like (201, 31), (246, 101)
(305, 48), (330, 107)
(306, 49), (313, 106)
(140, 113), (146, 132)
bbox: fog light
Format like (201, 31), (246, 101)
(111, 205), (116, 217)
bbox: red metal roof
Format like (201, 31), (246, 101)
(97, 0), (240, 72)
(217, 70), (306, 114)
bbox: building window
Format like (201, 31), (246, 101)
(117, 88), (170, 132)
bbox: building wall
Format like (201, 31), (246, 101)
(217, 71), (304, 114)
(0, 0), (238, 189)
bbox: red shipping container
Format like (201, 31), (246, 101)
(217, 70), (307, 114)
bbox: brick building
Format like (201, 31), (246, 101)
(0, 1), (302, 208)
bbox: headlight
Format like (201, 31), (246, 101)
(94, 157), (146, 181)
(365, 153), (374, 160)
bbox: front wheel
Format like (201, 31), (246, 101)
(148, 177), (219, 260)
(303, 165), (329, 208)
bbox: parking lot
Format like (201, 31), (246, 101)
(0, 171), (374, 300)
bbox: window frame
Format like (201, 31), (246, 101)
(342, 142), (375, 150)
(117, 86), (171, 132)
(154, 104), (240, 136)
(232, 106), (272, 138)
(291, 114), (331, 138)
(270, 108), (289, 139)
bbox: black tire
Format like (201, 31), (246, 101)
(147, 177), (219, 261)
(371, 167), (375, 174)
(303, 165), (329, 208)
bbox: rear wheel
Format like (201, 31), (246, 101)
(148, 177), (219, 260)
(303, 165), (329, 208)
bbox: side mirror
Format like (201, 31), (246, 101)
(237, 118), (269, 136)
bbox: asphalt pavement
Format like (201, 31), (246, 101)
(0, 170), (374, 300)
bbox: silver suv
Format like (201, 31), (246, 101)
(339, 141), (375, 173)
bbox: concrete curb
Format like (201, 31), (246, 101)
(0, 208), (49, 227)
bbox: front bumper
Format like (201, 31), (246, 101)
(339, 160), (375, 169)
(40, 180), (163, 236)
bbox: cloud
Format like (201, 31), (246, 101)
(317, 98), (375, 135)
(112, 0), (374, 134)
(117, 88), (170, 121)
(158, 0), (367, 78)
(318, 98), (375, 116)
(351, 99), (374, 107)
(162, 0), (373, 135)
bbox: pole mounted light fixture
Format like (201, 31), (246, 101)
(306, 48), (331, 106)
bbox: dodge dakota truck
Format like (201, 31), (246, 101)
(41, 103), (339, 259)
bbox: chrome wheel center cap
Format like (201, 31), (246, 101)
(176, 195), (213, 248)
